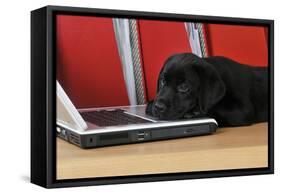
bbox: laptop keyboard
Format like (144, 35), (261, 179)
(80, 109), (152, 127)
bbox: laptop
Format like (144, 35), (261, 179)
(56, 81), (218, 148)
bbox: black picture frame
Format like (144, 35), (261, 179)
(31, 5), (274, 188)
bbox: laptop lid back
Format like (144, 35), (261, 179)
(56, 81), (88, 131)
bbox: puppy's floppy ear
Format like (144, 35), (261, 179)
(146, 67), (165, 115)
(146, 65), (165, 115)
(156, 66), (165, 92)
(194, 60), (225, 114)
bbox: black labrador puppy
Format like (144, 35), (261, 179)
(146, 53), (268, 127)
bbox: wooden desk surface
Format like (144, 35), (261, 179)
(57, 123), (268, 180)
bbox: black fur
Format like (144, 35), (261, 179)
(146, 53), (268, 127)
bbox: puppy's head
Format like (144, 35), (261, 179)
(146, 53), (225, 120)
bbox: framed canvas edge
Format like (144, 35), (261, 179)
(31, 5), (274, 188)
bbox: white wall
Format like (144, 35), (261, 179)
(0, 0), (279, 193)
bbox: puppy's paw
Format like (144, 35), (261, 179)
(183, 113), (195, 119)
(183, 111), (205, 119)
(145, 101), (154, 115)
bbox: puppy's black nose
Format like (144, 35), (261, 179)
(154, 101), (167, 113)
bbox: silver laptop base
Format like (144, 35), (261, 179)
(57, 120), (217, 148)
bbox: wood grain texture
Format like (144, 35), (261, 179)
(57, 123), (268, 179)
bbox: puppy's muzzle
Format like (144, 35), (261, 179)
(154, 101), (167, 113)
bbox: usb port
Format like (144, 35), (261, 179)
(138, 130), (145, 135)
(137, 131), (145, 140)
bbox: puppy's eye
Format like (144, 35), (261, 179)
(177, 84), (190, 93)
